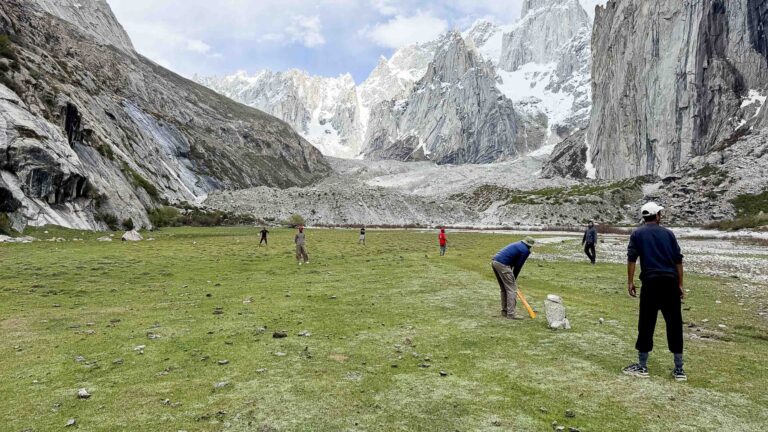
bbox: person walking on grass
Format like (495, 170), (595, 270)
(359, 226), (366, 245)
(438, 228), (447, 256)
(491, 237), (535, 319)
(582, 221), (597, 264)
(259, 227), (269, 247)
(295, 226), (309, 265)
(623, 202), (687, 381)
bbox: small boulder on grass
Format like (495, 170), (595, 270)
(121, 230), (143, 242)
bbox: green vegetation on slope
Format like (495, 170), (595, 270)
(707, 190), (768, 230)
(0, 228), (766, 431)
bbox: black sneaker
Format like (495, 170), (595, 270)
(673, 367), (687, 381)
(622, 363), (649, 378)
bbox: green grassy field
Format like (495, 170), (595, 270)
(1, 227), (766, 431)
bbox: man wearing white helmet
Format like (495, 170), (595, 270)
(622, 202), (687, 381)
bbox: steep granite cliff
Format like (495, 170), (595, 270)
(588, 0), (768, 179)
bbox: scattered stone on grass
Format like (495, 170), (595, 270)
(273, 331), (288, 338)
(77, 388), (91, 399)
(121, 230), (143, 242)
(274, 352), (287, 357)
(243, 297), (253, 304)
(298, 330), (311, 337)
(213, 307), (223, 315)
(74, 356), (85, 363)
(439, 370), (448, 377)
(256, 368), (268, 373)
(214, 381), (229, 389)
(113, 358), (124, 365)
(65, 418), (76, 427)
(565, 410), (576, 418)
(218, 360), (229, 365)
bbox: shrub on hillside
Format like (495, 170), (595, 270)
(95, 211), (120, 231)
(285, 214), (305, 228)
(0, 213), (11, 235)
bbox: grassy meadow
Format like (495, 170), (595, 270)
(0, 227), (766, 431)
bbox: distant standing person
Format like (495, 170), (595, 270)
(259, 227), (269, 247)
(438, 228), (447, 256)
(359, 226), (366, 245)
(295, 226), (309, 265)
(622, 202), (686, 381)
(491, 237), (535, 319)
(582, 221), (597, 264)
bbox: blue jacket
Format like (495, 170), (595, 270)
(493, 241), (531, 277)
(627, 223), (683, 281)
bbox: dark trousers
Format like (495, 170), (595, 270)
(636, 276), (683, 354)
(259, 237), (267, 246)
(583, 242), (596, 263)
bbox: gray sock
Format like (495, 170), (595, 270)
(638, 352), (649, 368)
(674, 353), (683, 369)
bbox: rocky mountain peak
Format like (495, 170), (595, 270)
(427, 31), (488, 83)
(501, 0), (591, 72)
(465, 20), (500, 49)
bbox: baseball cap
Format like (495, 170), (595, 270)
(640, 202), (664, 217)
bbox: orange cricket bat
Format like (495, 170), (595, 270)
(517, 287), (537, 319)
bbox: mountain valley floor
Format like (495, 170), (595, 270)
(1, 227), (766, 431)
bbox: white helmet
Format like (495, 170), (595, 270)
(640, 202), (664, 217)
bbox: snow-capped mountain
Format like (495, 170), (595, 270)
(363, 31), (544, 164)
(196, 70), (363, 158)
(197, 0), (597, 162)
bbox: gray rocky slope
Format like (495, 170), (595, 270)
(0, 0), (328, 230)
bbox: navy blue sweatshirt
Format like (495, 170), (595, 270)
(493, 241), (531, 278)
(627, 223), (683, 281)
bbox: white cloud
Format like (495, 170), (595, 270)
(286, 15), (326, 47)
(186, 39), (211, 54)
(367, 12), (448, 48)
(371, 0), (400, 15)
(255, 15), (326, 48)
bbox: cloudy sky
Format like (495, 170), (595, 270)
(107, 0), (526, 82)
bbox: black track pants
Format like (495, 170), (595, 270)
(584, 242), (596, 263)
(635, 276), (683, 354)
